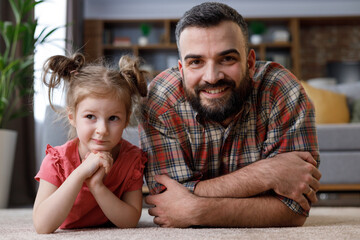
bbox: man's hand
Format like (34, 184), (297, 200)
(266, 151), (322, 210)
(145, 175), (199, 228)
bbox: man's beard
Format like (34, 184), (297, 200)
(183, 69), (252, 123)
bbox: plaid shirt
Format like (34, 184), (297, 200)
(139, 61), (319, 216)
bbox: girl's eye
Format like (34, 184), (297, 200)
(86, 114), (96, 120)
(109, 116), (119, 121)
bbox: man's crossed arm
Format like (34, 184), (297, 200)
(145, 151), (321, 228)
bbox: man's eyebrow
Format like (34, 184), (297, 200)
(219, 49), (240, 56)
(184, 49), (240, 61)
(184, 54), (202, 61)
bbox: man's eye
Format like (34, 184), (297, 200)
(187, 59), (203, 68)
(222, 56), (236, 62)
(109, 116), (119, 121)
(86, 115), (95, 120)
(190, 60), (201, 65)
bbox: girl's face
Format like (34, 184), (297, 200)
(68, 95), (128, 160)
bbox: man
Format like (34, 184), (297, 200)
(139, 2), (321, 228)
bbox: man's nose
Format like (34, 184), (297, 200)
(203, 62), (225, 84)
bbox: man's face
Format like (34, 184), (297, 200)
(178, 21), (256, 125)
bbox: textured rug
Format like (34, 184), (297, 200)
(0, 207), (359, 239)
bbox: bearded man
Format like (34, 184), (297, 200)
(139, 2), (321, 228)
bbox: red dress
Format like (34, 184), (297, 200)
(35, 138), (147, 229)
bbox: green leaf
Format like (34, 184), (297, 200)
(0, 0), (64, 128)
(21, 22), (36, 55)
(2, 59), (21, 75)
(24, 0), (43, 14)
(0, 56), (5, 70)
(37, 26), (62, 44)
(0, 22), (14, 50)
(9, 0), (21, 24)
(0, 97), (9, 105)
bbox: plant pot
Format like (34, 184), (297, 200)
(0, 129), (17, 208)
(138, 36), (149, 46)
(250, 34), (263, 45)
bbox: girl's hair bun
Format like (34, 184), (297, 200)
(119, 55), (148, 97)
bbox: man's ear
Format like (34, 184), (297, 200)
(247, 49), (256, 77)
(178, 60), (184, 78)
(67, 108), (76, 127)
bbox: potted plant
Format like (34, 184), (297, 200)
(138, 23), (151, 46)
(0, 0), (58, 208)
(249, 21), (266, 45)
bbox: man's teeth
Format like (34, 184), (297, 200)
(205, 88), (225, 94)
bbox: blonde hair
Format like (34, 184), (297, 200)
(42, 53), (148, 139)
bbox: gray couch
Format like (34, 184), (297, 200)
(317, 123), (360, 185)
(306, 80), (360, 188)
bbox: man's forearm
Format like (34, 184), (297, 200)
(194, 159), (272, 198)
(192, 195), (306, 227)
(146, 174), (308, 228)
(194, 151), (320, 212)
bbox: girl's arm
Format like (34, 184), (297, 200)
(33, 169), (86, 234)
(33, 152), (112, 234)
(86, 168), (143, 228)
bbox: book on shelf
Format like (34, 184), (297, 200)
(113, 37), (131, 47)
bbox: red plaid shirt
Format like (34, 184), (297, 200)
(139, 61), (319, 216)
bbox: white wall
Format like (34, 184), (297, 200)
(84, 0), (360, 19)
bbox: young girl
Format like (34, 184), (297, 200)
(33, 53), (148, 234)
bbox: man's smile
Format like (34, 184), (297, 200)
(203, 87), (226, 94)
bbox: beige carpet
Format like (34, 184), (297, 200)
(0, 207), (359, 239)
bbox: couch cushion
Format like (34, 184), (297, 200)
(302, 81), (350, 124)
(319, 151), (360, 184)
(307, 81), (360, 120)
(317, 123), (360, 150)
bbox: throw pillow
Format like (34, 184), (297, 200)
(301, 81), (350, 124)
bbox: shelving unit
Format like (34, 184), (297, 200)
(247, 18), (300, 76)
(84, 19), (179, 76)
(83, 17), (301, 77)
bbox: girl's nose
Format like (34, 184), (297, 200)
(95, 121), (109, 135)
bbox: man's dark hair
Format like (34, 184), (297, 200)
(175, 2), (249, 52)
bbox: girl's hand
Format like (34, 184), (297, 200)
(80, 151), (113, 180)
(84, 152), (113, 191)
(85, 166), (106, 190)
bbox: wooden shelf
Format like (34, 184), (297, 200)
(103, 44), (177, 50)
(103, 44), (132, 50)
(250, 42), (292, 48)
(319, 184), (360, 191)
